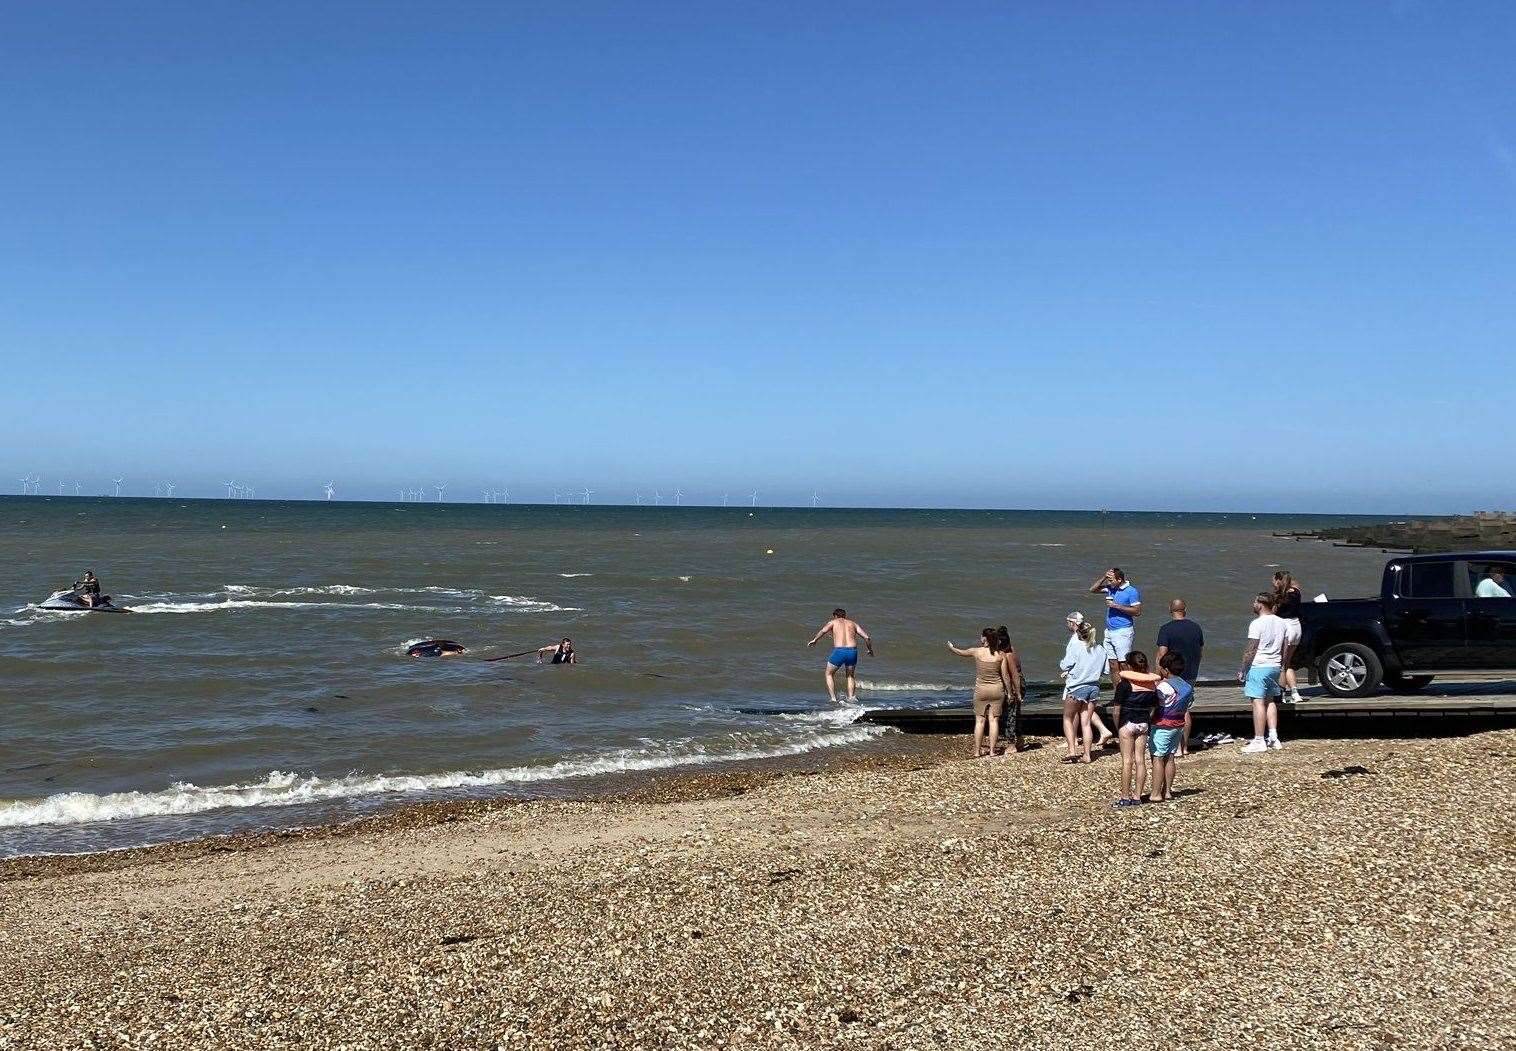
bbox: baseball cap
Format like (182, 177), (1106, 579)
(1066, 611), (1085, 625)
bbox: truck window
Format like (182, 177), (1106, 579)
(1469, 561), (1516, 599)
(1405, 562), (1455, 599)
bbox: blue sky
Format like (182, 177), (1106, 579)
(2, 2), (1512, 511)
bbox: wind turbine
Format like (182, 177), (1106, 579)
(112, 478), (124, 497)
(59, 480), (67, 496)
(245, 486), (255, 500)
(74, 482), (83, 496)
(722, 493), (729, 507)
(224, 481), (236, 499)
(501, 487), (510, 503)
(164, 482), (174, 498)
(552, 489), (562, 505)
(750, 491), (759, 507)
(582, 487), (594, 505)
(153, 482), (162, 497)
(634, 491), (643, 506)
(653, 490), (662, 506)
(434, 484), (446, 503)
(674, 488), (684, 507)
(811, 492), (821, 508)
(324, 482), (335, 501)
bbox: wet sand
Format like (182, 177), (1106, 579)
(3, 730), (1512, 1050)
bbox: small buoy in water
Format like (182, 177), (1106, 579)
(765, 548), (775, 555)
(221, 525), (227, 529)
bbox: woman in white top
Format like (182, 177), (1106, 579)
(1059, 612), (1113, 763)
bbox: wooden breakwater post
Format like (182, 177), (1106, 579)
(1286, 512), (1516, 554)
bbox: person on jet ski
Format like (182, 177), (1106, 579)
(73, 571), (103, 608)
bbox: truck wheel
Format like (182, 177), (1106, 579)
(1386, 673), (1434, 693)
(1318, 643), (1383, 698)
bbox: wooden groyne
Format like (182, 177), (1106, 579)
(1273, 511), (1516, 554)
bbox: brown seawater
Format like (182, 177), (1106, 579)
(0, 497), (1391, 855)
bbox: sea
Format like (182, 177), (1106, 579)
(0, 498), (1393, 858)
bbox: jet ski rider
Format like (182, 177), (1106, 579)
(73, 571), (103, 608)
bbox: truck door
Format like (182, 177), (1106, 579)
(1387, 561), (1469, 670)
(1464, 558), (1516, 668)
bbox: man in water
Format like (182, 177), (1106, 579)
(73, 570), (102, 608)
(1090, 567), (1142, 681)
(1154, 597), (1204, 753)
(538, 637), (578, 664)
(807, 608), (874, 704)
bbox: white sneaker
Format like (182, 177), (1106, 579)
(1267, 736), (1283, 750)
(1290, 690), (1304, 704)
(1241, 738), (1268, 754)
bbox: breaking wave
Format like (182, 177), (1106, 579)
(856, 681), (967, 693)
(0, 725), (888, 829)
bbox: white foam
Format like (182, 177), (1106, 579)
(487, 595), (581, 612)
(558, 573), (593, 578)
(775, 705), (867, 726)
(127, 599), (446, 615)
(856, 681), (967, 693)
(0, 726), (887, 829)
(1, 607), (88, 630)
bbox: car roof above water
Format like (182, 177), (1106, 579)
(1387, 550), (1516, 564)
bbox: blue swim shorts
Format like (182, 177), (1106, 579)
(1244, 665), (1283, 700)
(1066, 683), (1100, 704)
(1149, 727), (1183, 756)
(828, 646), (859, 668)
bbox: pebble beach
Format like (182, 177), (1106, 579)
(3, 730), (1513, 1050)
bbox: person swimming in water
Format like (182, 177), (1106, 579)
(538, 637), (578, 665)
(807, 608), (874, 704)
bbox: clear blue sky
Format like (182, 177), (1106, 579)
(3, 2), (1512, 511)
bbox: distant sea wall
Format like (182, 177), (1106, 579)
(1278, 511), (1516, 554)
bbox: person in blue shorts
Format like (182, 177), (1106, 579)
(807, 608), (874, 704)
(1148, 652), (1194, 800)
(1238, 592), (1288, 754)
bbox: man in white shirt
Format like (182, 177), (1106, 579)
(1475, 567), (1513, 599)
(1238, 592), (1289, 754)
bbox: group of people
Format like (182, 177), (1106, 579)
(808, 564), (1314, 806)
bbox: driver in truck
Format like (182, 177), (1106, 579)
(1476, 566), (1513, 599)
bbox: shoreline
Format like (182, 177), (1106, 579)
(5, 727), (1511, 1048)
(0, 729), (959, 880)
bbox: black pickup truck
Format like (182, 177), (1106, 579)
(1296, 551), (1516, 697)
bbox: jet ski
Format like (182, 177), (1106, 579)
(36, 589), (131, 613)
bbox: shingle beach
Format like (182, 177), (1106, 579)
(3, 731), (1512, 1050)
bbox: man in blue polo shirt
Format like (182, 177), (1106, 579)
(1089, 566), (1142, 680)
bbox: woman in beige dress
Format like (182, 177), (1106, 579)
(948, 628), (1017, 758)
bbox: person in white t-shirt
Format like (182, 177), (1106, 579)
(1476, 567), (1513, 599)
(1238, 592), (1288, 754)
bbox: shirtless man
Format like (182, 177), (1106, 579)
(807, 608), (874, 703)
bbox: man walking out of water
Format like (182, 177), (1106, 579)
(1155, 598), (1204, 753)
(1090, 567), (1142, 680)
(807, 608), (873, 704)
